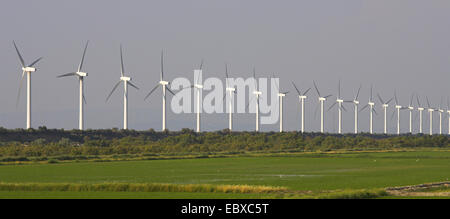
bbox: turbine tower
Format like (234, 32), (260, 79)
(426, 97), (436, 135)
(144, 51), (176, 131)
(416, 95), (425, 134)
(57, 41), (89, 130)
(274, 74), (288, 133)
(377, 93), (393, 134)
(292, 82), (310, 133)
(447, 97), (450, 135)
(360, 85), (376, 134)
(13, 41), (43, 129)
(327, 80), (348, 134)
(106, 45), (140, 130)
(313, 81), (332, 133)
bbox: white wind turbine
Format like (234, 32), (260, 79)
(292, 82), (310, 133)
(447, 97), (450, 135)
(223, 64), (236, 131)
(391, 91), (407, 135)
(144, 51), (176, 131)
(360, 85), (377, 134)
(437, 97), (444, 135)
(346, 85), (362, 134)
(313, 81), (332, 133)
(416, 95), (425, 134)
(327, 80), (348, 134)
(183, 60), (204, 132)
(274, 74), (288, 133)
(407, 94), (415, 133)
(426, 96), (435, 135)
(248, 68), (263, 132)
(106, 45), (140, 130)
(377, 93), (393, 134)
(13, 41), (43, 129)
(57, 41), (89, 130)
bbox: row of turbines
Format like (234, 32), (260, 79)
(11, 42), (450, 135)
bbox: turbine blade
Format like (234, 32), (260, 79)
(83, 94), (87, 105)
(373, 108), (378, 116)
(377, 94), (384, 104)
(28, 57), (43, 67)
(370, 84), (373, 101)
(338, 80), (341, 99)
(78, 41), (89, 72)
(390, 110), (396, 121)
(303, 88), (311, 96)
(426, 96), (431, 108)
(313, 81), (321, 97)
(416, 95), (421, 107)
(359, 104), (368, 112)
(199, 59), (204, 70)
(120, 45), (125, 77)
(128, 81), (139, 90)
(355, 84), (361, 100)
(160, 50), (164, 81)
(292, 82), (301, 95)
(144, 84), (160, 101)
(15, 71), (26, 108)
(342, 104), (347, 112)
(394, 90), (398, 105)
(106, 81), (121, 102)
(386, 97), (394, 105)
(327, 102), (337, 112)
(324, 94), (332, 99)
(57, 72), (77, 78)
(13, 41), (26, 67)
(410, 93), (414, 106)
(166, 86), (175, 96)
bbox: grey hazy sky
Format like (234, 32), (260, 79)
(0, 0), (449, 133)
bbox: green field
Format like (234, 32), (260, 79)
(0, 151), (449, 198)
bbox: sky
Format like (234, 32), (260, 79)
(0, 0), (449, 133)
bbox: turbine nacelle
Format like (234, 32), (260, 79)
(395, 105), (402, 109)
(418, 107), (425, 111)
(194, 84), (203, 89)
(22, 67), (36, 72)
(382, 104), (389, 108)
(354, 100), (359, 104)
(77, 72), (88, 77)
(319, 97), (326, 101)
(337, 99), (343, 103)
(226, 87), (236, 92)
(408, 106), (414, 110)
(299, 95), (307, 100)
(159, 80), (169, 85)
(438, 109), (444, 113)
(428, 108), (434, 112)
(278, 93), (286, 97)
(368, 102), (375, 106)
(121, 76), (131, 81)
(253, 91), (262, 95)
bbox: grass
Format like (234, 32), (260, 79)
(0, 150), (449, 198)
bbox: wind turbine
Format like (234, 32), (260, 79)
(407, 94), (414, 133)
(144, 51), (175, 131)
(347, 85), (361, 134)
(327, 80), (348, 134)
(274, 74), (288, 133)
(313, 81), (332, 133)
(292, 82), (310, 133)
(360, 85), (376, 134)
(391, 91), (407, 135)
(437, 97), (444, 135)
(13, 41), (43, 129)
(106, 45), (140, 130)
(416, 95), (425, 134)
(447, 97), (450, 135)
(251, 68), (262, 132)
(377, 93), (393, 134)
(426, 96), (435, 135)
(222, 64), (236, 131)
(57, 41), (89, 130)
